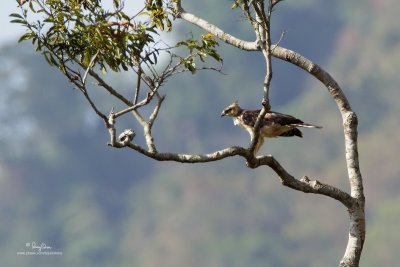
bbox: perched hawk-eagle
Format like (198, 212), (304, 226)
(221, 102), (322, 155)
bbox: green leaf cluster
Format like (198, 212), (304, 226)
(11, 0), (176, 72)
(12, 0), (224, 77)
(144, 0), (175, 32)
(176, 33), (222, 73)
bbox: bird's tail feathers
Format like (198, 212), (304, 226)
(293, 123), (323, 129)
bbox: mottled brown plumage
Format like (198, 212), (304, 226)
(221, 102), (322, 155)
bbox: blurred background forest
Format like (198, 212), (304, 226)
(1, 0), (399, 266)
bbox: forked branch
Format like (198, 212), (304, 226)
(15, 0), (365, 266)
(171, 1), (365, 266)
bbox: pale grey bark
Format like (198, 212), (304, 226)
(271, 48), (365, 267)
(67, 0), (364, 266)
(158, 1), (364, 266)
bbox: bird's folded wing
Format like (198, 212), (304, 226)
(264, 111), (304, 126)
(242, 110), (304, 127)
(241, 110), (261, 127)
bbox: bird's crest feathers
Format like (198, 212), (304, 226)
(221, 101), (243, 117)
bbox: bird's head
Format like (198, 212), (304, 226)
(221, 101), (243, 117)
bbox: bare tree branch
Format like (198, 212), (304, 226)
(109, 137), (354, 209)
(82, 66), (132, 106)
(148, 94), (165, 127)
(18, 1), (365, 266)
(82, 50), (99, 86)
(130, 107), (157, 153)
(249, 0), (273, 154)
(114, 89), (158, 119)
(125, 144), (249, 163)
(271, 45), (365, 267)
(60, 60), (108, 122)
(134, 66), (142, 105)
(250, 155), (355, 209)
(173, 3), (365, 266)
(174, 0), (259, 51)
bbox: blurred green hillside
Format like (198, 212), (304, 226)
(1, 0), (399, 266)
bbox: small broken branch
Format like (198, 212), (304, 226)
(107, 108), (117, 146)
(118, 129), (136, 145)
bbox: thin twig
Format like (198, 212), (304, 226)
(148, 93), (165, 127)
(114, 83), (161, 119)
(134, 66), (142, 104)
(61, 60), (108, 122)
(271, 30), (286, 52)
(83, 65), (132, 106)
(82, 50), (100, 86)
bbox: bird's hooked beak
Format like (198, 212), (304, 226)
(220, 110), (226, 117)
